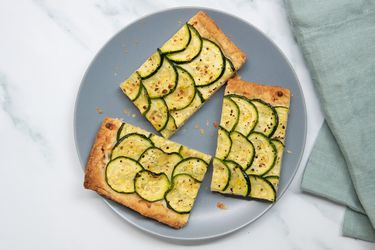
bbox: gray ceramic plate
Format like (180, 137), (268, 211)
(74, 7), (306, 243)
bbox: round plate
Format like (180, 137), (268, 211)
(74, 7), (306, 242)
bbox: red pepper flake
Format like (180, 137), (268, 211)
(105, 123), (114, 130)
(213, 121), (219, 129)
(217, 202), (227, 210)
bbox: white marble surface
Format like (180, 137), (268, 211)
(0, 0), (373, 249)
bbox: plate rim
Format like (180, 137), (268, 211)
(73, 6), (307, 242)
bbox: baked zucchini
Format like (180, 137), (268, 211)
(149, 134), (181, 153)
(272, 106), (289, 142)
(145, 98), (169, 131)
(252, 99), (278, 137)
(211, 158), (230, 191)
(120, 72), (142, 101)
(265, 176), (279, 191)
(137, 50), (163, 79)
(172, 157), (208, 182)
(264, 139), (284, 177)
(167, 24), (202, 63)
(220, 96), (239, 132)
(111, 133), (153, 160)
(159, 115), (178, 139)
(164, 66), (196, 111)
(165, 174), (200, 213)
(229, 95), (258, 136)
(226, 131), (255, 170)
(105, 156), (143, 193)
(117, 122), (151, 141)
(180, 39), (225, 87)
(160, 24), (191, 54)
(134, 170), (170, 202)
(142, 57), (177, 98)
(248, 175), (275, 202)
(215, 126), (232, 159)
(246, 132), (276, 176)
(170, 93), (202, 128)
(223, 161), (250, 197)
(179, 146), (211, 164)
(133, 84), (151, 115)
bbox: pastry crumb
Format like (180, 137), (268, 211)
(194, 124), (200, 129)
(199, 129), (205, 135)
(287, 149), (293, 154)
(95, 107), (103, 114)
(216, 202), (227, 210)
(123, 108), (131, 116)
(213, 121), (219, 129)
(131, 114), (137, 118)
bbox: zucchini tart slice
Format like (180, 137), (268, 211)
(120, 11), (246, 138)
(84, 117), (211, 228)
(211, 79), (291, 202)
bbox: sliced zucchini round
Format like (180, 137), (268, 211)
(142, 57), (177, 98)
(170, 93), (203, 128)
(197, 58), (235, 100)
(226, 131), (255, 170)
(149, 134), (181, 153)
(220, 96), (239, 132)
(164, 66), (196, 111)
(145, 98), (169, 131)
(211, 158), (230, 191)
(165, 174), (200, 214)
(172, 157), (208, 182)
(272, 106), (289, 142)
(229, 95), (258, 136)
(160, 24), (191, 54)
(111, 133), (153, 160)
(247, 132), (277, 176)
(179, 146), (211, 164)
(159, 115), (177, 139)
(134, 170), (170, 202)
(120, 72), (142, 101)
(133, 84), (151, 115)
(265, 139), (285, 177)
(137, 50), (163, 79)
(215, 126), (232, 159)
(224, 161), (250, 197)
(138, 147), (182, 180)
(265, 176), (279, 191)
(180, 39), (225, 87)
(105, 156), (143, 193)
(252, 99), (278, 137)
(117, 122), (151, 141)
(248, 175), (276, 202)
(167, 24), (202, 63)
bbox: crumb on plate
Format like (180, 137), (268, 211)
(216, 202), (227, 210)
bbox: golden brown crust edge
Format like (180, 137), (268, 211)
(188, 11), (246, 70)
(84, 117), (189, 229)
(226, 79), (291, 107)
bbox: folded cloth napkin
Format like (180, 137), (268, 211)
(284, 0), (375, 242)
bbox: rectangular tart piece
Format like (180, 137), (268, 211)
(210, 79), (291, 202)
(120, 11), (246, 138)
(84, 117), (211, 228)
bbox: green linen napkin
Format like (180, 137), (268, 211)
(284, 0), (375, 242)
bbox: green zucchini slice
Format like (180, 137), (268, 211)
(229, 95), (258, 136)
(226, 131), (255, 170)
(172, 157), (208, 182)
(117, 122), (150, 141)
(247, 132), (277, 176)
(223, 161), (250, 197)
(265, 176), (279, 191)
(215, 126), (232, 159)
(252, 99), (278, 137)
(142, 57), (177, 98)
(164, 66), (196, 111)
(179, 146), (212, 164)
(170, 93), (203, 128)
(249, 175), (276, 202)
(180, 39), (225, 87)
(220, 96), (239, 132)
(111, 133), (153, 160)
(272, 106), (289, 142)
(145, 98), (169, 131)
(264, 139), (285, 177)
(211, 158), (230, 191)
(137, 50), (163, 79)
(120, 72), (142, 101)
(138, 147), (182, 179)
(167, 25), (202, 63)
(105, 157), (143, 193)
(159, 115), (177, 139)
(160, 24), (191, 54)
(165, 174), (200, 214)
(149, 134), (181, 153)
(133, 85), (151, 115)
(197, 58), (235, 100)
(134, 170), (170, 202)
